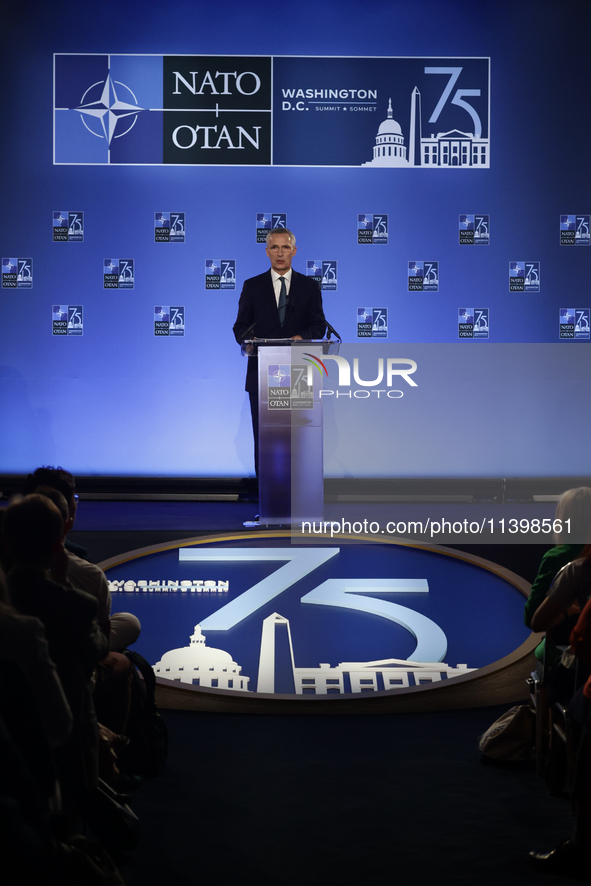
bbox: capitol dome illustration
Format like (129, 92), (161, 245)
(362, 98), (409, 167)
(153, 624), (250, 691)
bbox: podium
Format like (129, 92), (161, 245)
(241, 339), (339, 526)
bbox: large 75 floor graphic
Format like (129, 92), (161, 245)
(179, 547), (447, 663)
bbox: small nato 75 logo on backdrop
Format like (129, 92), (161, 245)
(459, 308), (489, 339)
(53, 211), (84, 242)
(560, 215), (590, 246)
(408, 261), (438, 292)
(205, 260), (236, 290)
(154, 212), (185, 243)
(357, 308), (388, 338)
(357, 214), (388, 245)
(256, 213), (287, 243)
(103, 259), (134, 289)
(307, 261), (337, 291)
(52, 305), (83, 336)
(560, 308), (590, 340)
(459, 214), (489, 245)
(154, 306), (185, 336)
(510, 261), (540, 293)
(2, 258), (33, 289)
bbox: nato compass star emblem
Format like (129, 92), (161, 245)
(76, 73), (144, 143)
(271, 367), (288, 387)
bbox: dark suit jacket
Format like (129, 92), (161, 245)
(233, 269), (326, 393)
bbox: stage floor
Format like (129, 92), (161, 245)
(54, 500), (552, 714)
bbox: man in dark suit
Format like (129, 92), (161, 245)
(233, 228), (326, 477)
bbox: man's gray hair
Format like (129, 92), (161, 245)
(266, 228), (296, 247)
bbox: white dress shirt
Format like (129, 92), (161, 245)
(270, 268), (292, 306)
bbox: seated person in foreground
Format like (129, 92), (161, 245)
(524, 487), (591, 670)
(2, 494), (108, 809)
(25, 465), (141, 651)
(531, 544), (591, 704)
(529, 589), (591, 878)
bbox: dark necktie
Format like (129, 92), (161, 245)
(278, 276), (287, 327)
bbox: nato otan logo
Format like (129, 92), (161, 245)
(104, 258), (134, 289)
(357, 214), (388, 244)
(154, 212), (185, 243)
(154, 306), (185, 336)
(268, 364), (291, 409)
(408, 261), (438, 292)
(560, 308), (590, 340)
(256, 213), (287, 243)
(268, 360), (315, 410)
(53, 211), (84, 242)
(560, 215), (590, 246)
(357, 308), (388, 338)
(458, 308), (488, 339)
(2, 258), (33, 289)
(306, 260), (337, 291)
(459, 214), (489, 245)
(510, 261), (540, 293)
(54, 55), (270, 166)
(52, 305), (83, 336)
(205, 260), (236, 290)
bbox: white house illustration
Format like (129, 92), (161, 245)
(257, 613), (474, 695)
(153, 624), (250, 691)
(363, 89), (489, 168)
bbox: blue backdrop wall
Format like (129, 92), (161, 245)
(1, 0), (590, 478)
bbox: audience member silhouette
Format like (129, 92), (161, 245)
(2, 494), (108, 815)
(24, 466), (141, 651)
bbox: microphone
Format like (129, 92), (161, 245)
(240, 316), (262, 341)
(308, 308), (342, 342)
(324, 320), (342, 342)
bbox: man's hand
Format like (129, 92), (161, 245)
(291, 335), (303, 341)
